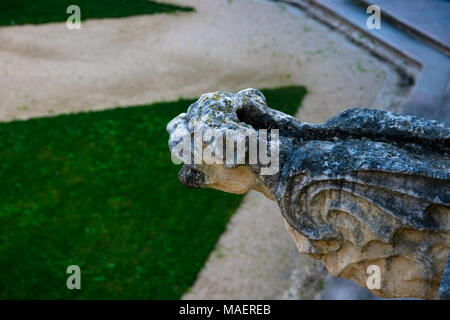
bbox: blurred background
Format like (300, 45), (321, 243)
(0, 0), (448, 299)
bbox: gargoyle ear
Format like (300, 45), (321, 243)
(236, 88), (267, 105)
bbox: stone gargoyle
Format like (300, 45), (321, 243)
(167, 88), (450, 299)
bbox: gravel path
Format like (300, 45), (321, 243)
(0, 0), (404, 122)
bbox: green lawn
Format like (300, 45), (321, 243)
(0, 0), (193, 26)
(0, 86), (307, 299)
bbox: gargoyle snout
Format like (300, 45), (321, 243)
(178, 165), (205, 188)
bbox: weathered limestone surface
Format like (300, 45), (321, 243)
(167, 88), (450, 299)
(439, 252), (450, 299)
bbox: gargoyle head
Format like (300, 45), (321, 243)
(167, 88), (284, 199)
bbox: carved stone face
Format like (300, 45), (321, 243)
(167, 88), (279, 199)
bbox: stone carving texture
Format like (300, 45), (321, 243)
(167, 88), (450, 299)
